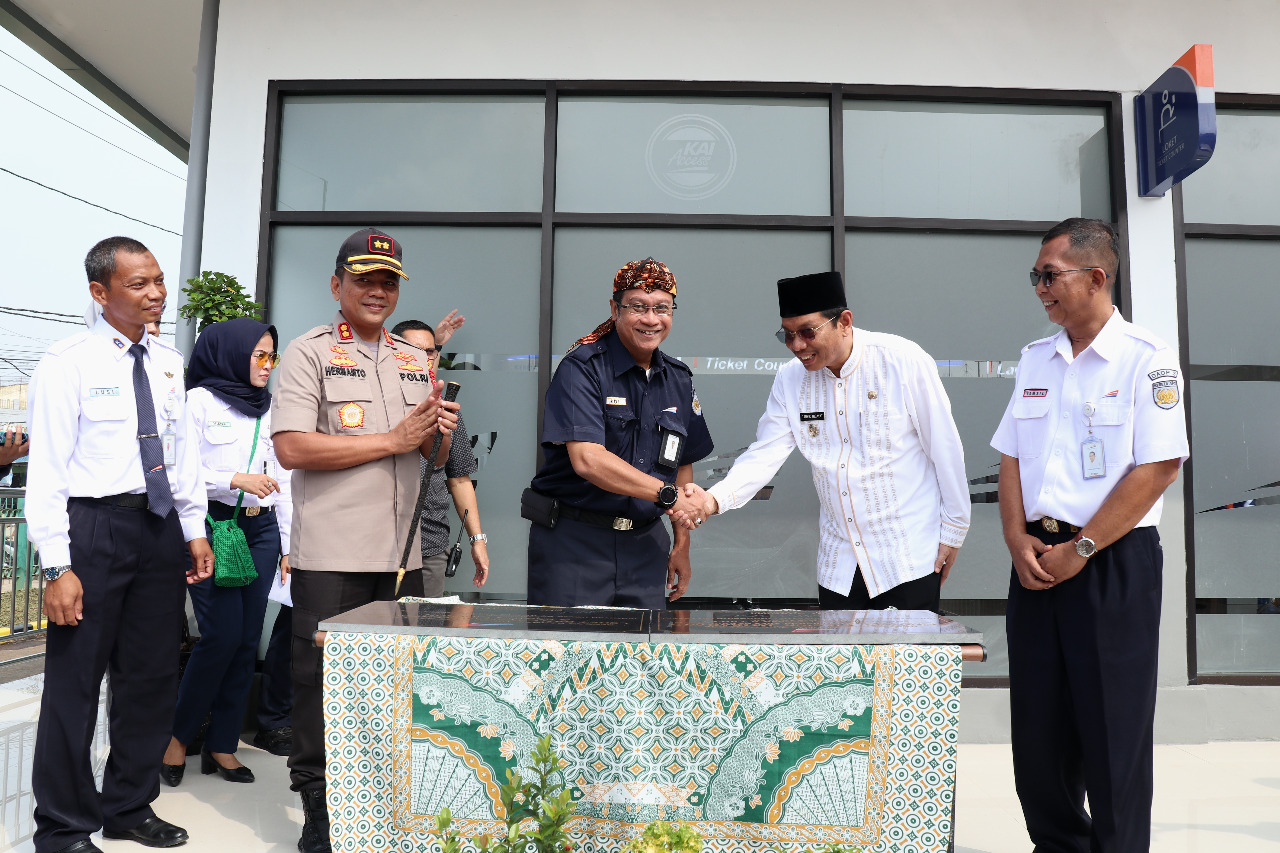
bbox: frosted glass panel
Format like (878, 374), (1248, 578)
(1182, 110), (1280, 226)
(1185, 238), (1280, 367)
(844, 101), (1110, 221)
(268, 225), (542, 597)
(551, 228), (830, 599)
(276, 96), (544, 212)
(557, 97), (830, 215)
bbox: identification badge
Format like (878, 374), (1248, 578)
(657, 427), (685, 468)
(606, 396), (627, 406)
(1081, 436), (1105, 479)
(162, 424), (177, 467)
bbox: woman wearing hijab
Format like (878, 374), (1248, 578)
(160, 318), (292, 785)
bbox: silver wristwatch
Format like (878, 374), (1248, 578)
(1075, 536), (1097, 559)
(469, 533), (488, 544)
(44, 564), (71, 582)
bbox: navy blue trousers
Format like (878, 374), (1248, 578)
(256, 603), (293, 732)
(1007, 524), (1162, 853)
(33, 499), (187, 853)
(526, 515), (671, 610)
(171, 504), (278, 753)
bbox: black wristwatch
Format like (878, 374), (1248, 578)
(655, 482), (679, 509)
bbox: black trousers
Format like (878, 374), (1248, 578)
(32, 499), (187, 853)
(287, 568), (423, 794)
(526, 515), (671, 610)
(1007, 524), (1162, 853)
(256, 603), (293, 732)
(818, 567), (941, 611)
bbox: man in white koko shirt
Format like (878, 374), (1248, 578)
(677, 271), (969, 610)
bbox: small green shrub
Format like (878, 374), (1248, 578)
(179, 270), (262, 332)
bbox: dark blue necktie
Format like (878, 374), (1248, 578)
(128, 344), (175, 517)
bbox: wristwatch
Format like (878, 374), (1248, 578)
(655, 482), (679, 509)
(1074, 536), (1097, 559)
(44, 564), (71, 582)
(469, 533), (488, 544)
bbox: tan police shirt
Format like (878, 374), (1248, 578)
(271, 312), (435, 572)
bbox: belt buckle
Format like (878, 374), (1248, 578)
(1041, 517), (1059, 534)
(244, 506), (261, 517)
(612, 517), (633, 531)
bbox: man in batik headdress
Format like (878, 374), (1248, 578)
(523, 258), (713, 608)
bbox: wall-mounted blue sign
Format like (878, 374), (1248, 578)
(1134, 44), (1216, 197)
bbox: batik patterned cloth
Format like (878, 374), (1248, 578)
(323, 633), (962, 853)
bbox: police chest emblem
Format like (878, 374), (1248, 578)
(338, 402), (365, 429)
(1152, 380), (1180, 409)
(329, 348), (358, 367)
(394, 352), (424, 373)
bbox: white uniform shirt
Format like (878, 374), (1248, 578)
(187, 387), (293, 554)
(27, 318), (208, 567)
(990, 308), (1190, 528)
(707, 329), (970, 598)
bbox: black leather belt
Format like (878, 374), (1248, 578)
(560, 505), (657, 532)
(1035, 516), (1080, 534)
(73, 493), (149, 510)
(212, 500), (273, 517)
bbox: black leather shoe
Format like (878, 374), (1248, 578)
(252, 726), (293, 756)
(102, 817), (189, 848)
(53, 840), (103, 853)
(159, 762), (185, 787)
(201, 748), (254, 783)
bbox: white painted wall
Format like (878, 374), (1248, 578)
(199, 0), (1280, 740)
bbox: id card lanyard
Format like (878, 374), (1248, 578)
(1081, 402), (1105, 479)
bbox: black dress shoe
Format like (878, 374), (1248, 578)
(102, 817), (189, 848)
(159, 762), (185, 787)
(201, 747), (255, 783)
(252, 725), (293, 756)
(53, 840), (103, 853)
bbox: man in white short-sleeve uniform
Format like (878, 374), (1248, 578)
(991, 218), (1188, 853)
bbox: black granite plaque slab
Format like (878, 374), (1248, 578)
(652, 607), (981, 645)
(321, 601), (651, 642)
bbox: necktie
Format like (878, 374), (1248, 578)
(128, 344), (175, 517)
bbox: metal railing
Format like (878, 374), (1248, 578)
(0, 488), (44, 639)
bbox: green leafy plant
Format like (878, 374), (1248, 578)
(623, 821), (703, 853)
(179, 270), (262, 332)
(434, 734), (575, 853)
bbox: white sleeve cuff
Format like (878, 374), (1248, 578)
(940, 522), (968, 548)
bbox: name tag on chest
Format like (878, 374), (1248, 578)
(606, 396), (627, 406)
(799, 411), (825, 422)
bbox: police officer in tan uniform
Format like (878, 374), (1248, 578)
(271, 228), (458, 853)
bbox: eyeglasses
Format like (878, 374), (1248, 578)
(617, 302), (677, 316)
(1029, 268), (1103, 288)
(775, 315), (837, 345)
(252, 350), (280, 368)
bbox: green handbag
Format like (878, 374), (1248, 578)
(209, 417), (261, 588)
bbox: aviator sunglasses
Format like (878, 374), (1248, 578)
(252, 350), (281, 368)
(775, 315), (837, 345)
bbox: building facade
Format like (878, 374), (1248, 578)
(128, 0), (1280, 740)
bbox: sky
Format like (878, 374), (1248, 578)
(0, 25), (187, 388)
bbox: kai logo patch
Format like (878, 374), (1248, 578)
(337, 322), (354, 342)
(1152, 380), (1180, 409)
(338, 402), (366, 429)
(369, 235), (395, 255)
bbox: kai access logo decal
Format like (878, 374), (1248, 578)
(645, 114), (737, 200)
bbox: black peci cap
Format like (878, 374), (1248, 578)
(777, 271), (846, 318)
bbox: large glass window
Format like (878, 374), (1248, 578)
(1183, 110), (1280, 676)
(844, 101), (1110, 221)
(275, 95), (545, 212)
(557, 97), (830, 215)
(263, 84), (1120, 680)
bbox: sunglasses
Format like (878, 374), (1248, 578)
(252, 350), (281, 368)
(775, 315), (837, 345)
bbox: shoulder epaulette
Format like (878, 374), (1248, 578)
(565, 341), (606, 363)
(1021, 335), (1057, 354)
(663, 353), (693, 375)
(300, 324), (332, 340)
(46, 331), (95, 356)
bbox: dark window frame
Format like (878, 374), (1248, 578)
(1178, 93), (1280, 685)
(254, 80), (1125, 657)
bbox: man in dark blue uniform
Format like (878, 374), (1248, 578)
(525, 258), (712, 609)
